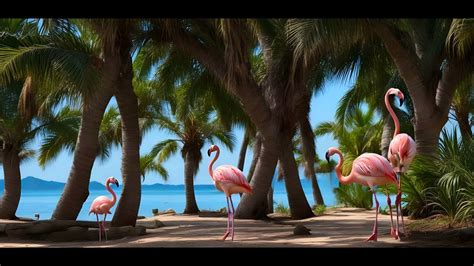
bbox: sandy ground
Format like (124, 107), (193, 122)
(0, 208), (471, 247)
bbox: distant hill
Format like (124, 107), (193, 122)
(0, 176), (217, 191)
(141, 183), (215, 190)
(0, 176), (105, 191)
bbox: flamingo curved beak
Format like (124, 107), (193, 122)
(114, 180), (119, 187)
(207, 149), (211, 157)
(399, 98), (404, 107)
(325, 151), (330, 163)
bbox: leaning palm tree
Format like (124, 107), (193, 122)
(144, 91), (235, 214)
(147, 19), (316, 219)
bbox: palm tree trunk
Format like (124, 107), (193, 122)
(279, 132), (314, 219)
(0, 150), (21, 219)
(373, 23), (462, 157)
(455, 110), (472, 142)
(183, 151), (199, 214)
(235, 136), (279, 219)
(111, 57), (141, 227)
(299, 116), (324, 206)
(246, 132), (262, 183)
(381, 114), (395, 158)
(266, 186), (274, 214)
(237, 129), (250, 171)
(52, 53), (119, 220)
(414, 114), (445, 157)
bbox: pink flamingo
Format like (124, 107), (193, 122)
(385, 88), (416, 235)
(207, 144), (252, 241)
(89, 176), (119, 241)
(326, 147), (400, 241)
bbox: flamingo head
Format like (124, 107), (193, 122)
(325, 147), (339, 163)
(207, 144), (219, 156)
(107, 176), (119, 187)
(388, 88), (405, 106)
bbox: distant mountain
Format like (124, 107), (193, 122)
(141, 183), (215, 190)
(0, 176), (105, 191)
(0, 176), (217, 191)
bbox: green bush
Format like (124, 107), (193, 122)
(334, 183), (373, 210)
(405, 129), (474, 224)
(313, 204), (326, 215)
(274, 202), (290, 215)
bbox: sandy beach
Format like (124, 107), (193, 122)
(1, 208), (472, 248)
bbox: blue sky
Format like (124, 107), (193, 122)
(12, 76), (354, 185)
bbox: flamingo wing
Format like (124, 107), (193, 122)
(389, 133), (416, 160)
(353, 153), (397, 183)
(89, 196), (113, 214)
(213, 165), (252, 191)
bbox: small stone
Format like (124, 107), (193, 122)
(293, 224), (311, 235)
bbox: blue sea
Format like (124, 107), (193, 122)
(14, 172), (391, 221)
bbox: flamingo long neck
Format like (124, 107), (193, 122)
(208, 148), (220, 180)
(106, 180), (117, 205)
(333, 149), (352, 185)
(385, 90), (400, 137)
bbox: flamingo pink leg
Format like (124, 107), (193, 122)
(387, 193), (398, 239)
(221, 197), (231, 240)
(96, 213), (102, 242)
(229, 195), (236, 241)
(103, 213), (108, 241)
(367, 188), (379, 242)
(398, 173), (406, 235)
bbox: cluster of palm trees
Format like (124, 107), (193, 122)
(0, 19), (472, 227)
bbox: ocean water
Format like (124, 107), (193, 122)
(14, 172), (391, 221)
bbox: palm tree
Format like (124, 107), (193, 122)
(450, 75), (473, 142)
(148, 19), (319, 219)
(144, 94), (235, 214)
(0, 19), (110, 220)
(0, 19), (144, 225)
(0, 80), (81, 219)
(293, 129), (324, 206)
(288, 19), (474, 157)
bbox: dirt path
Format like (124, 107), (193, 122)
(0, 208), (471, 247)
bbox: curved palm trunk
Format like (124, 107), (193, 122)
(381, 114), (395, 158)
(279, 132), (314, 219)
(246, 132), (262, 182)
(183, 151), (199, 214)
(299, 117), (324, 206)
(52, 53), (119, 220)
(111, 57), (141, 227)
(235, 136), (279, 219)
(237, 129), (250, 171)
(0, 150), (21, 219)
(374, 23), (464, 158)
